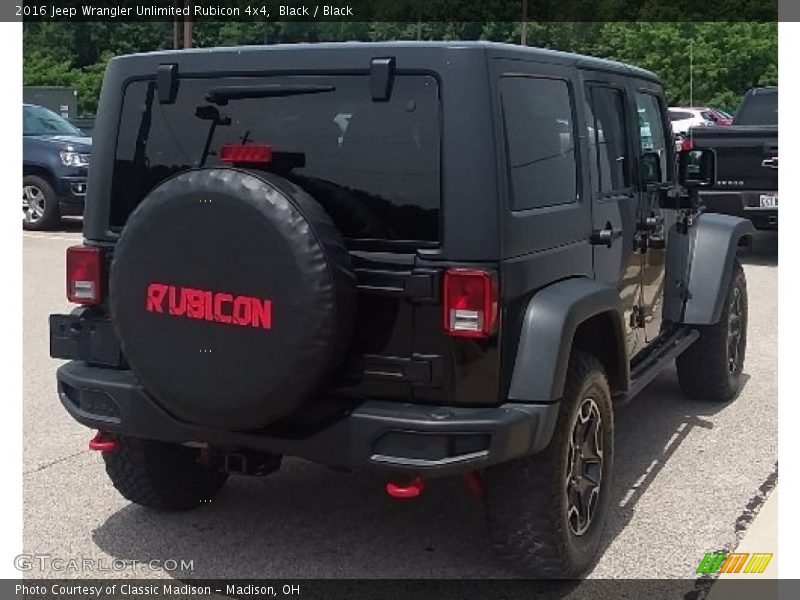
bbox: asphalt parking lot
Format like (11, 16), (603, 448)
(23, 224), (778, 581)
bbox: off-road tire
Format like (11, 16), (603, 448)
(102, 435), (228, 510)
(23, 175), (60, 231)
(485, 351), (614, 578)
(677, 261), (747, 402)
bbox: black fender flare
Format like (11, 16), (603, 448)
(683, 213), (754, 325)
(507, 278), (628, 403)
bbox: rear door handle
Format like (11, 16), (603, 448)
(591, 225), (623, 248)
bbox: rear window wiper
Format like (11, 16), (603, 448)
(206, 84), (335, 105)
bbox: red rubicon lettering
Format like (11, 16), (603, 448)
(185, 288), (205, 319)
(233, 296), (251, 326)
(251, 298), (272, 329)
(146, 283), (169, 313)
(168, 285), (186, 316)
(214, 293), (232, 323)
(145, 283), (272, 330)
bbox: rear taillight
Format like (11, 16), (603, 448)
(680, 136), (693, 152)
(443, 269), (498, 338)
(66, 245), (102, 305)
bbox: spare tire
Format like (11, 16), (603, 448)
(110, 168), (356, 431)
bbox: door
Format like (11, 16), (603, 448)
(633, 89), (671, 345)
(583, 78), (642, 356)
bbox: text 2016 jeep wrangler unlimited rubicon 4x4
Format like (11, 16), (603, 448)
(50, 42), (753, 577)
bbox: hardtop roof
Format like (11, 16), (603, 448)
(114, 41), (660, 83)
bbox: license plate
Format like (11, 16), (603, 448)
(759, 194), (778, 208)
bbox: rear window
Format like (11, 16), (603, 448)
(111, 75), (441, 244)
(735, 91), (778, 126)
(669, 110), (693, 121)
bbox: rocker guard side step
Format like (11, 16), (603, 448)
(57, 361), (560, 477)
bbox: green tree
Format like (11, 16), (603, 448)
(23, 20), (777, 116)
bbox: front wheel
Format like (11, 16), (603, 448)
(484, 351), (614, 578)
(23, 175), (60, 231)
(677, 261), (747, 402)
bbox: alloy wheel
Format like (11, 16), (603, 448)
(727, 287), (743, 374)
(566, 397), (604, 536)
(23, 185), (46, 225)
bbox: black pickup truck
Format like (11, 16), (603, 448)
(687, 87), (778, 230)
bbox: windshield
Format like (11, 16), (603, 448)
(23, 105), (82, 136)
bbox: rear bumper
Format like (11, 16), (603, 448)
(699, 191), (778, 230)
(56, 361), (559, 477)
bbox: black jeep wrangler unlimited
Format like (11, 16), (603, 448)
(50, 42), (753, 577)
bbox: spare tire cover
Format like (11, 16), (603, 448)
(110, 168), (355, 431)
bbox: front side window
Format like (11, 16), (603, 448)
(636, 92), (669, 182)
(585, 86), (631, 194)
(500, 76), (577, 210)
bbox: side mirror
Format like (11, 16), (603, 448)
(678, 148), (715, 187)
(640, 151), (662, 188)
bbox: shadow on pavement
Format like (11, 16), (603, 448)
(91, 366), (749, 580)
(738, 231), (777, 267)
(594, 368), (747, 564)
(54, 217), (83, 233)
(23, 217), (83, 234)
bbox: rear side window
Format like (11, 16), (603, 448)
(500, 76), (577, 210)
(111, 75), (441, 244)
(585, 86), (631, 194)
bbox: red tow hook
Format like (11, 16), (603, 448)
(88, 431), (119, 453)
(386, 476), (424, 499)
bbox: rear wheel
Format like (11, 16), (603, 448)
(485, 351), (613, 577)
(102, 435), (228, 510)
(677, 261), (747, 402)
(23, 175), (60, 231)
